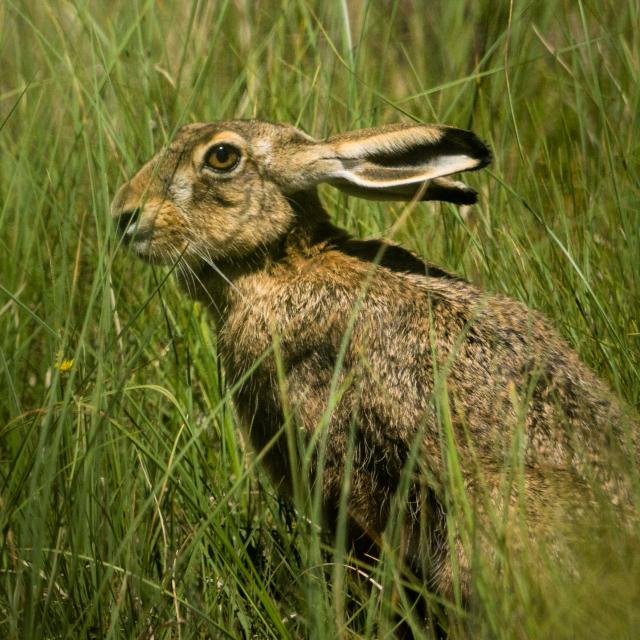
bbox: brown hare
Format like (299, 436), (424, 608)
(111, 120), (637, 600)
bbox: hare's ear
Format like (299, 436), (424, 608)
(309, 124), (491, 204)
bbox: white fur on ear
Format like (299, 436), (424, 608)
(310, 124), (491, 203)
(334, 154), (484, 188)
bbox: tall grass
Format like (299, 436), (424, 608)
(1, 0), (639, 637)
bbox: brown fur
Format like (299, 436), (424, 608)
(111, 120), (637, 600)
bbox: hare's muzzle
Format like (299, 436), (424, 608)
(111, 180), (146, 244)
(113, 207), (142, 242)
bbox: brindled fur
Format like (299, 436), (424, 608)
(111, 120), (638, 599)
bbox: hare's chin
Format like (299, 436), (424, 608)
(129, 239), (165, 264)
(132, 239), (192, 266)
(134, 248), (173, 266)
(131, 241), (155, 261)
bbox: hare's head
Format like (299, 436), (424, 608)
(111, 120), (491, 266)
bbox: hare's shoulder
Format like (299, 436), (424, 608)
(233, 235), (551, 349)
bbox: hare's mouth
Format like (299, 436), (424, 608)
(115, 207), (155, 249)
(116, 208), (143, 238)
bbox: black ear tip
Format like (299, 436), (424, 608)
(475, 139), (493, 168)
(463, 132), (492, 169)
(459, 188), (479, 205)
(444, 127), (493, 169)
(450, 187), (478, 205)
(422, 183), (479, 205)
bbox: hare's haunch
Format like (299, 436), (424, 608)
(112, 120), (637, 599)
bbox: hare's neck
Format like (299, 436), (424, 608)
(180, 189), (348, 319)
(285, 189), (350, 250)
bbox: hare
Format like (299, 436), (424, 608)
(111, 120), (637, 600)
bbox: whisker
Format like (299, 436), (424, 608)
(191, 244), (244, 297)
(183, 261), (223, 317)
(177, 259), (195, 298)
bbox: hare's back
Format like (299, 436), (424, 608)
(274, 246), (626, 469)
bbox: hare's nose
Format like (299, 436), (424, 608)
(114, 208), (141, 240)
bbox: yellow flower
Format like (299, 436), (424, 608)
(54, 351), (74, 373)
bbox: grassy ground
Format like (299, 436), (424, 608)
(1, 0), (639, 637)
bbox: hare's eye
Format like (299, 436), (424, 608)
(204, 144), (240, 172)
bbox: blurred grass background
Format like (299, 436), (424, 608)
(1, 0), (639, 637)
